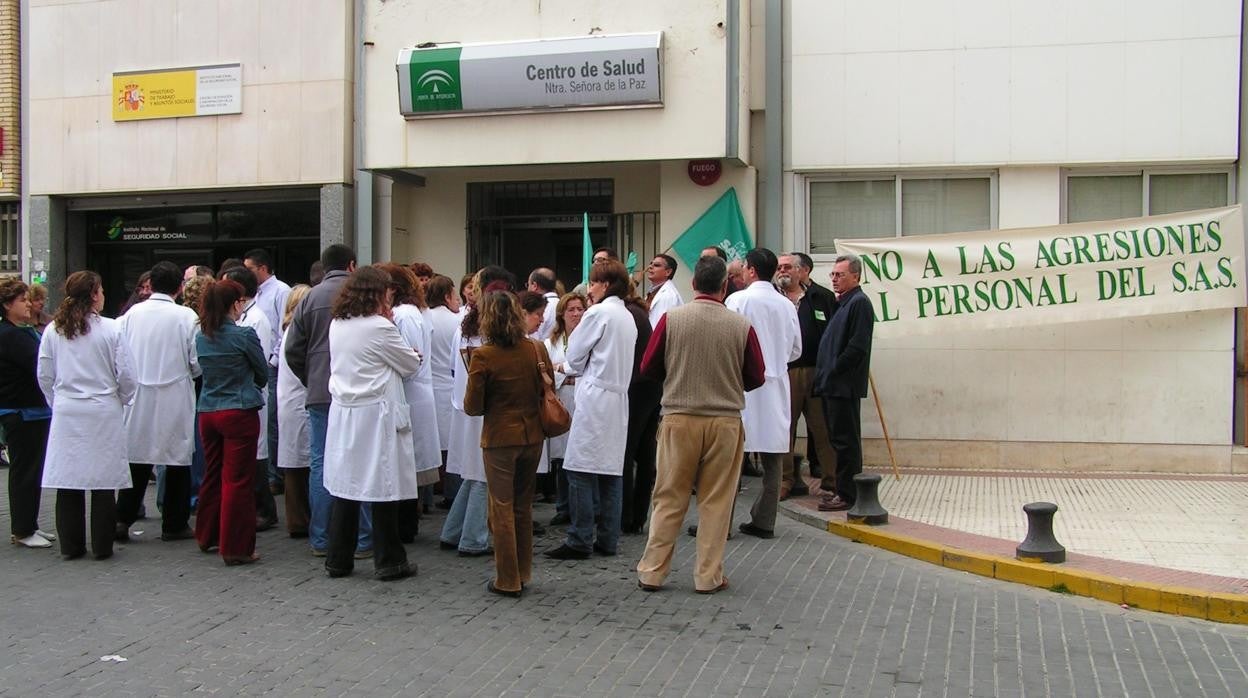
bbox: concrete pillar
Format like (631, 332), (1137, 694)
(320, 183), (354, 252)
(26, 195), (66, 299)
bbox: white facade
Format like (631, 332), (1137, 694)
(786, 0), (1244, 472)
(27, 0), (353, 194)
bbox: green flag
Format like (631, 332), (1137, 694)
(582, 212), (591, 283)
(669, 188), (754, 269)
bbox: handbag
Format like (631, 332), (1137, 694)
(530, 340), (571, 437)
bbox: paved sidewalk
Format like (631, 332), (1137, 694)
(781, 469), (1248, 612)
(2, 482), (1248, 696)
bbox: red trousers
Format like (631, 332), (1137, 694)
(196, 409), (260, 561)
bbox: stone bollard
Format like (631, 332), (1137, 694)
(846, 473), (888, 525)
(1016, 502), (1066, 563)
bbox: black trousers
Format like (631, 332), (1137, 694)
(117, 463), (191, 534)
(2, 414), (49, 538)
(56, 489), (116, 558)
(397, 498), (420, 542)
(620, 380), (662, 532)
(254, 458), (278, 524)
(326, 498), (407, 577)
(823, 397), (863, 504)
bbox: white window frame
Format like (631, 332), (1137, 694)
(1060, 166), (1236, 223)
(797, 171), (999, 260)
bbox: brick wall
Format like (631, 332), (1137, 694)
(0, 0), (18, 199)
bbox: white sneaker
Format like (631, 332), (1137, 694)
(12, 532), (53, 548)
(36, 529), (56, 542)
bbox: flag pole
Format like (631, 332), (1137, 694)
(868, 371), (901, 481)
(582, 212), (591, 284)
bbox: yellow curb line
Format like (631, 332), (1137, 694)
(825, 519), (1248, 625)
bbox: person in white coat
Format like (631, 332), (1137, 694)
(323, 266), (423, 581)
(116, 261), (201, 542)
(545, 260), (637, 560)
(424, 275), (462, 507)
(276, 284), (313, 537)
(224, 266), (279, 531)
(542, 292), (586, 521)
(644, 254), (684, 327)
(725, 248), (802, 538)
(378, 263), (441, 542)
(38, 271), (136, 560)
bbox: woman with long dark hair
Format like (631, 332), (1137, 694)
(37, 271), (136, 559)
(0, 277), (54, 549)
(545, 260), (637, 560)
(376, 262), (441, 541)
(323, 266), (422, 580)
(194, 279), (267, 565)
(463, 290), (553, 597)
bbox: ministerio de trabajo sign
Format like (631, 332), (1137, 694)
(397, 33), (663, 118)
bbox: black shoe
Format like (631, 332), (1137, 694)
(160, 527), (195, 542)
(549, 513), (570, 526)
(532, 522), (546, 536)
(61, 549), (87, 561)
(487, 580), (522, 598)
(459, 548), (493, 557)
(376, 562), (416, 581)
(399, 533), (416, 544)
(93, 551), (113, 561)
(790, 485), (810, 497)
(436, 499), (453, 510)
(593, 543), (617, 557)
(114, 524), (130, 542)
(439, 540), (457, 550)
(326, 565), (353, 578)
(738, 522), (775, 539)
(255, 517), (278, 532)
(543, 544), (590, 560)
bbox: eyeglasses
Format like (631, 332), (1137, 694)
(830, 271), (854, 278)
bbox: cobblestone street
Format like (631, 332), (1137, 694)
(2, 485), (1247, 697)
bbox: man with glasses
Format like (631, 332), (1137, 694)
(814, 253), (875, 512)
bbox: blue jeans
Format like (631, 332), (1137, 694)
(439, 478), (490, 553)
(266, 366), (280, 486)
(307, 404), (372, 553)
(564, 471), (621, 554)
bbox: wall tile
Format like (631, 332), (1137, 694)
(175, 0), (221, 67)
(1062, 350), (1124, 442)
(1179, 37), (1240, 158)
(257, 83), (302, 183)
(257, 0), (303, 85)
(1065, 43), (1125, 161)
(1006, 349), (1066, 440)
(953, 49), (1009, 164)
(175, 116), (218, 187)
(27, 101), (64, 193)
(1009, 47), (1067, 161)
(29, 6), (64, 100)
(300, 81), (348, 182)
(843, 53), (899, 165)
(216, 86), (259, 184)
(898, 52), (955, 164)
(843, 0), (899, 54)
(61, 2), (102, 98)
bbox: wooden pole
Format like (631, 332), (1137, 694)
(869, 372), (901, 481)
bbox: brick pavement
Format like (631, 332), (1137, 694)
(2, 483), (1248, 697)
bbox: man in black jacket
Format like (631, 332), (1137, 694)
(813, 253), (875, 511)
(777, 253), (838, 500)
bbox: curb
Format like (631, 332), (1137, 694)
(781, 505), (1248, 625)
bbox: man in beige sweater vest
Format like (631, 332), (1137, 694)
(635, 256), (766, 594)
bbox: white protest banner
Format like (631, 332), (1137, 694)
(835, 205), (1246, 339)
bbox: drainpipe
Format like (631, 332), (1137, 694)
(354, 0), (374, 264)
(762, 0), (783, 251)
(1235, 0), (1247, 446)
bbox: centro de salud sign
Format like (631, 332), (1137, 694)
(397, 33), (663, 118)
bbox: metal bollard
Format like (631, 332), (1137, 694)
(1016, 502), (1065, 563)
(846, 473), (888, 525)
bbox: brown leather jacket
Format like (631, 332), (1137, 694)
(463, 339), (554, 448)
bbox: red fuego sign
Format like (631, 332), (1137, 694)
(687, 159), (722, 186)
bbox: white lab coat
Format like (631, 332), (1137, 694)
(535, 291), (560, 340)
(647, 280), (684, 327)
(543, 335), (578, 460)
(393, 305), (441, 473)
(427, 305), (460, 450)
(37, 316), (137, 489)
(561, 296), (636, 476)
(238, 299), (273, 461)
(323, 315), (423, 502)
(445, 328), (486, 482)
(726, 280), (802, 453)
(119, 293), (200, 466)
(276, 326), (309, 469)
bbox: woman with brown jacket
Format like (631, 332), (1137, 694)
(463, 290), (553, 598)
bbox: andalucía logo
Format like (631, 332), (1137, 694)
(106, 217), (124, 240)
(409, 47), (463, 112)
(118, 83), (144, 112)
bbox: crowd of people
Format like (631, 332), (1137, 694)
(0, 240), (875, 597)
